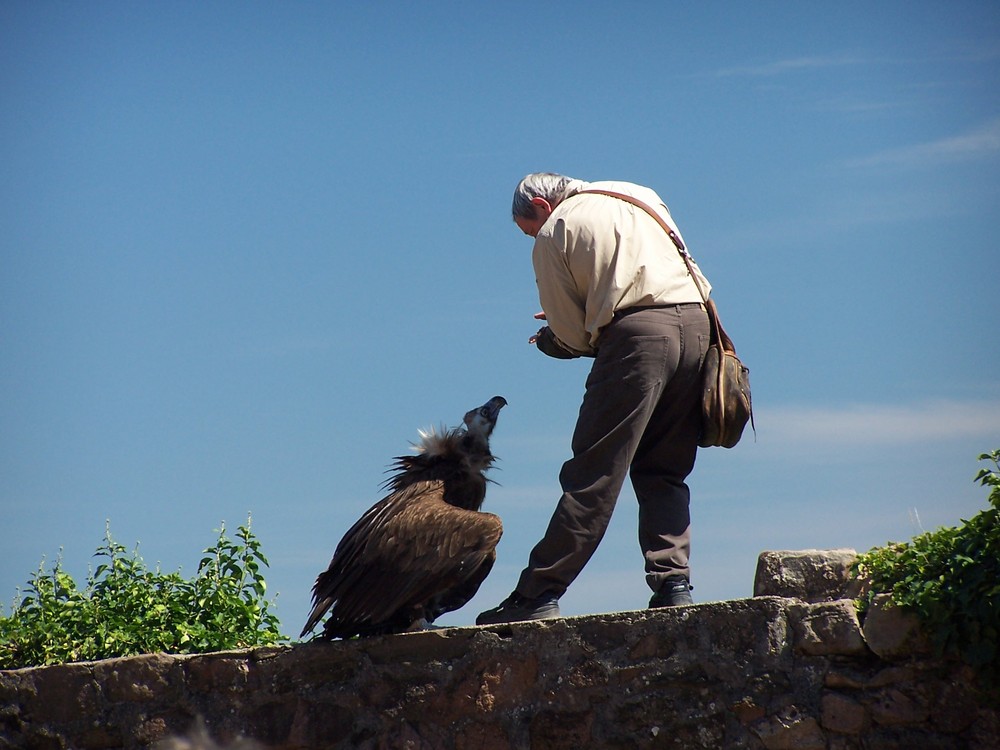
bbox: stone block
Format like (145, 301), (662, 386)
(930, 671), (980, 733)
(93, 652), (180, 704)
(791, 600), (869, 656)
(821, 691), (868, 735)
(20, 663), (99, 725)
(185, 653), (254, 693)
(755, 549), (861, 602)
(529, 710), (594, 750)
(752, 705), (827, 750)
(861, 595), (931, 660)
(869, 686), (929, 727)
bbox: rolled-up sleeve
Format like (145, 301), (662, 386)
(532, 229), (594, 356)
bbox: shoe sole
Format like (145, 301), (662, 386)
(477, 603), (560, 625)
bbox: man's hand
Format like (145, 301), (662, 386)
(528, 311), (547, 344)
(532, 324), (580, 360)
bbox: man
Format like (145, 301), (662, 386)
(477, 173), (713, 625)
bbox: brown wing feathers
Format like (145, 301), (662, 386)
(300, 397), (506, 640)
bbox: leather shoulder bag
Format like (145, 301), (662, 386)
(577, 189), (754, 448)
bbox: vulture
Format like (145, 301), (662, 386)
(300, 395), (507, 640)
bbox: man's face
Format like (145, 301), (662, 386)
(513, 199), (553, 238)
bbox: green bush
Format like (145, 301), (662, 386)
(0, 515), (287, 669)
(854, 450), (1000, 694)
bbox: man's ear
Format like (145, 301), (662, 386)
(531, 196), (554, 214)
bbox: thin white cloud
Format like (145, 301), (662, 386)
(714, 46), (1000, 80)
(847, 118), (1000, 168)
(760, 399), (1000, 447)
(713, 55), (865, 78)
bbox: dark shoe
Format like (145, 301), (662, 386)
(476, 591), (560, 625)
(649, 576), (694, 608)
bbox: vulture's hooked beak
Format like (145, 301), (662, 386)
(464, 396), (507, 438)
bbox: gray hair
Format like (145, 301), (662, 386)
(511, 172), (587, 218)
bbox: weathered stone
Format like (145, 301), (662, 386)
(1, 594), (996, 750)
(731, 697), (767, 724)
(186, 653), (255, 693)
(93, 652), (180, 704)
(869, 686), (929, 726)
(20, 663), (99, 725)
(867, 665), (917, 688)
(862, 594), (932, 659)
(754, 549), (861, 602)
(791, 600), (869, 656)
(0, 669), (30, 704)
(824, 667), (869, 690)
(78, 721), (123, 749)
(624, 597), (793, 672)
(929, 669), (981, 734)
(967, 707), (1000, 750)
(240, 696), (296, 750)
(286, 700), (362, 748)
(364, 625), (480, 665)
(529, 709), (593, 749)
(821, 691), (868, 735)
(255, 641), (358, 693)
(133, 716), (170, 745)
(454, 722), (512, 750)
(827, 737), (863, 750)
(752, 706), (826, 749)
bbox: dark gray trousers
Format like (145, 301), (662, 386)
(516, 303), (710, 598)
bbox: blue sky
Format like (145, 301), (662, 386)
(2, 2), (998, 636)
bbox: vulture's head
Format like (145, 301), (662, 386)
(384, 396), (507, 500)
(463, 395), (508, 445)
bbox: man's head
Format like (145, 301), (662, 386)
(511, 173), (585, 237)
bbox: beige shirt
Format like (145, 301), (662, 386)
(532, 180), (712, 355)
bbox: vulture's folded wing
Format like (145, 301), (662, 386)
(305, 480), (502, 634)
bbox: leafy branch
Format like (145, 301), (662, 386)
(0, 514), (287, 669)
(854, 450), (1000, 696)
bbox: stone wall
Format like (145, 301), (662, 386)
(1, 551), (996, 749)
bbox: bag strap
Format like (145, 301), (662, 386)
(576, 189), (735, 353)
